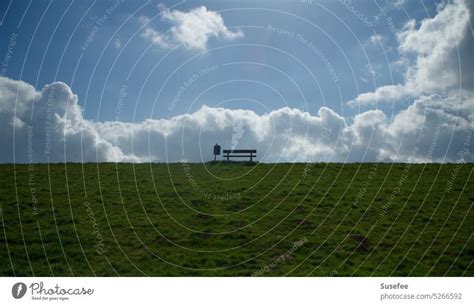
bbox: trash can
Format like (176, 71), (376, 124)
(213, 144), (221, 161)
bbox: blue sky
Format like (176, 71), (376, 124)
(0, 0), (472, 163)
(1, 0), (434, 121)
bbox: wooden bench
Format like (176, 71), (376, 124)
(223, 149), (257, 162)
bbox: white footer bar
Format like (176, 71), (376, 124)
(1, 277), (472, 305)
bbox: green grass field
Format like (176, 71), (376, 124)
(0, 163), (472, 276)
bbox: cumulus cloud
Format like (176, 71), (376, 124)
(399, 0), (472, 94)
(386, 94), (473, 162)
(0, 77), (138, 163)
(140, 5), (243, 51)
(349, 0), (473, 106)
(344, 0), (474, 162)
(393, 0), (406, 8)
(347, 84), (410, 106)
(368, 33), (384, 45)
(0, 76), (471, 164)
(93, 105), (349, 163)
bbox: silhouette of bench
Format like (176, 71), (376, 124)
(223, 149), (257, 162)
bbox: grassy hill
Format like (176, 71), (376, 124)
(0, 162), (472, 276)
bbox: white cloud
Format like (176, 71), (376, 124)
(369, 33), (384, 45)
(393, 0), (406, 8)
(141, 27), (173, 49)
(349, 0), (473, 106)
(347, 84), (410, 106)
(386, 94), (473, 162)
(140, 5), (243, 51)
(398, 0), (471, 94)
(344, 1), (473, 162)
(0, 76), (471, 163)
(0, 77), (138, 163)
(365, 33), (393, 54)
(93, 105), (348, 163)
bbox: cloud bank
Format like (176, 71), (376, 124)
(0, 75), (471, 163)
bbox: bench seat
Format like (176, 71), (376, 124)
(223, 150), (257, 162)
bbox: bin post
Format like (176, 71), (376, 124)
(213, 143), (221, 161)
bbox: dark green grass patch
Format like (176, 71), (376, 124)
(0, 163), (472, 276)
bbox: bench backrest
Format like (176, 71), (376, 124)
(223, 150), (256, 154)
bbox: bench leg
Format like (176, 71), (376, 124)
(226, 154), (229, 161)
(250, 155), (253, 162)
